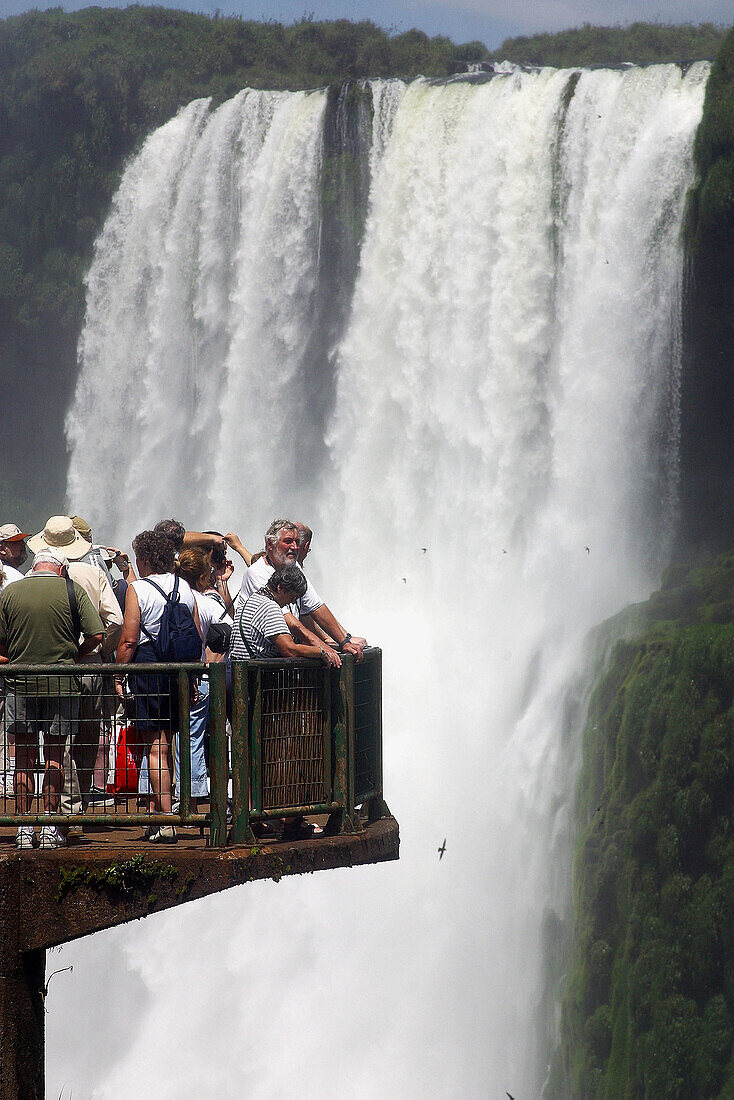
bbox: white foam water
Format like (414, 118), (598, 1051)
(56, 63), (708, 1098)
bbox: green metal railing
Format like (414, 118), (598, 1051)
(228, 647), (386, 844)
(0, 649), (385, 848)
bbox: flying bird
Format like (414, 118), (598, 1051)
(438, 838), (446, 860)
(402, 577), (407, 584)
(585, 546), (590, 553)
(502, 548), (507, 555)
(421, 547), (427, 554)
(506, 1093), (516, 1100)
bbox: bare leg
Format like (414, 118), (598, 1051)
(14, 739), (36, 816)
(42, 739), (65, 813)
(92, 726), (110, 790)
(148, 731), (172, 814)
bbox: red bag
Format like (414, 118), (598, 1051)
(107, 725), (138, 794)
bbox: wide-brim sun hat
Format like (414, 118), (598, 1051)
(27, 515), (92, 560)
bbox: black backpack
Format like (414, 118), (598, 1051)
(140, 576), (201, 662)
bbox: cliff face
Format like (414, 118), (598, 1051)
(680, 28), (734, 552)
(548, 553), (734, 1099)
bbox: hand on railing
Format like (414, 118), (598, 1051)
(342, 640), (364, 662)
(321, 646), (342, 669)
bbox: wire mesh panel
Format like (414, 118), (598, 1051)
(0, 664), (204, 831)
(353, 649), (382, 804)
(260, 666), (327, 811)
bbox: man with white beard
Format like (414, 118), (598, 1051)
(236, 519), (364, 661)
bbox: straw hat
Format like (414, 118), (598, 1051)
(27, 516), (92, 560)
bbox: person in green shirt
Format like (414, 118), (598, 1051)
(0, 549), (103, 848)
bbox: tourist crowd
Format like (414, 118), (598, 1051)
(0, 515), (365, 849)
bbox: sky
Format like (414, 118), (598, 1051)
(0, 0), (731, 49)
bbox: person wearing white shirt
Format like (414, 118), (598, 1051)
(235, 519), (363, 661)
(116, 531), (201, 842)
(173, 548), (229, 812)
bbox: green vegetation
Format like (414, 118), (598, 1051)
(57, 855), (178, 902)
(492, 22), (728, 67)
(680, 28), (734, 550)
(547, 553), (734, 1099)
(688, 27), (734, 272)
(0, 8), (485, 521)
(0, 9), (484, 337)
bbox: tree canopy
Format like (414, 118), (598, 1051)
(491, 22), (728, 67)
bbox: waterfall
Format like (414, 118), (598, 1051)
(58, 63), (709, 1098)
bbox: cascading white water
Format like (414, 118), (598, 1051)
(56, 63), (708, 1098)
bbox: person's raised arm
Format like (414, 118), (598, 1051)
(213, 558), (236, 617)
(107, 548), (137, 582)
(183, 531), (225, 552)
(225, 533), (253, 568)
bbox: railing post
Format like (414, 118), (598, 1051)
(366, 650), (390, 823)
(326, 656), (357, 834)
(250, 666), (263, 818)
(177, 668), (192, 821)
(229, 662), (255, 844)
(207, 662), (228, 848)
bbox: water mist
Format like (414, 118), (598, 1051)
(57, 63), (708, 1097)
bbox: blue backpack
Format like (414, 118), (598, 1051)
(140, 576), (201, 662)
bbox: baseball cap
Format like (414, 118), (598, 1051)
(32, 548), (69, 568)
(0, 524), (31, 543)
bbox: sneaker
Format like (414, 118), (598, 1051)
(39, 825), (68, 849)
(148, 825), (177, 844)
(84, 787), (117, 810)
(16, 826), (36, 850)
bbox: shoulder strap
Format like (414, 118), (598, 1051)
(143, 577), (170, 601)
(237, 608), (255, 659)
(139, 578), (170, 659)
(65, 575), (82, 641)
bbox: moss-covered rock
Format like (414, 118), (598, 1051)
(547, 552), (734, 1099)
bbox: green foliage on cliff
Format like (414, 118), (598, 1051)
(679, 28), (734, 550)
(492, 22), (728, 67)
(548, 553), (734, 1099)
(0, 8), (482, 334)
(0, 7), (484, 520)
(689, 28), (734, 249)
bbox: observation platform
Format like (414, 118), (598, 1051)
(0, 650), (397, 1098)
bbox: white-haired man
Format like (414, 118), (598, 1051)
(236, 519), (364, 661)
(0, 549), (103, 848)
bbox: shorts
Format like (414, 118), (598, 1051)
(5, 693), (80, 744)
(127, 641), (179, 734)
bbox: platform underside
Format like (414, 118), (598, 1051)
(0, 816), (399, 951)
